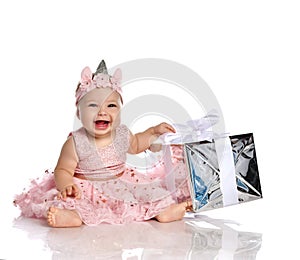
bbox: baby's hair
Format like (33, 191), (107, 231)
(75, 82), (81, 93)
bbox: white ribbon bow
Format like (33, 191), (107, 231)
(161, 109), (220, 144)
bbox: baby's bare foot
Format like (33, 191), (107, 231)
(156, 201), (192, 223)
(47, 207), (82, 228)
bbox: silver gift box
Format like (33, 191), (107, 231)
(184, 133), (262, 212)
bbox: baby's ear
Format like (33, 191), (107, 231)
(113, 68), (122, 81)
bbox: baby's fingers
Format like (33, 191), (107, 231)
(57, 186), (72, 201)
(72, 184), (81, 199)
(59, 189), (68, 201)
(66, 186), (73, 195)
(56, 191), (62, 200)
(166, 124), (176, 133)
(56, 185), (81, 201)
(161, 123), (176, 133)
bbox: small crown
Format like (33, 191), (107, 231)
(95, 60), (108, 75)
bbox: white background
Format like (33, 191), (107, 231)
(1, 0), (299, 259)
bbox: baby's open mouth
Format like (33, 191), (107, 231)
(95, 120), (110, 129)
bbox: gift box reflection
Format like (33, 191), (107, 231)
(184, 133), (262, 212)
(186, 216), (262, 259)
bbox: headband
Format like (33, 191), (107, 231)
(75, 60), (122, 105)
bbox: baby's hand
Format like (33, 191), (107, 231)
(153, 122), (176, 136)
(149, 123), (175, 152)
(57, 184), (81, 201)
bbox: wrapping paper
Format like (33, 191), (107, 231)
(184, 133), (262, 212)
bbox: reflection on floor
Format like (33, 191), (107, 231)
(9, 214), (262, 259)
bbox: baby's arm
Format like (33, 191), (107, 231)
(54, 136), (81, 200)
(128, 122), (175, 154)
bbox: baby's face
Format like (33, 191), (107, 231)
(77, 88), (122, 138)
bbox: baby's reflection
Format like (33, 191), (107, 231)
(14, 216), (262, 259)
(47, 220), (191, 259)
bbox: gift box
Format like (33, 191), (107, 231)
(184, 133), (262, 212)
(160, 111), (262, 212)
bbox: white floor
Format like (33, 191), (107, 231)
(1, 196), (298, 259)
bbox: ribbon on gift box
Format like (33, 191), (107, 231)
(161, 109), (219, 145)
(160, 110), (238, 209)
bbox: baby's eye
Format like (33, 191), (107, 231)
(108, 103), (117, 108)
(88, 103), (98, 107)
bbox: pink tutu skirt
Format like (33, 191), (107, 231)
(14, 146), (191, 225)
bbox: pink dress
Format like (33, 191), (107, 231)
(14, 125), (190, 225)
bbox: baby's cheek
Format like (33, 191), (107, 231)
(113, 113), (121, 127)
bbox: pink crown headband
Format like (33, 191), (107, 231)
(75, 60), (122, 105)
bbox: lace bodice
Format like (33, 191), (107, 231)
(72, 125), (130, 180)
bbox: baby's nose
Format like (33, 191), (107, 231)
(98, 108), (107, 116)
